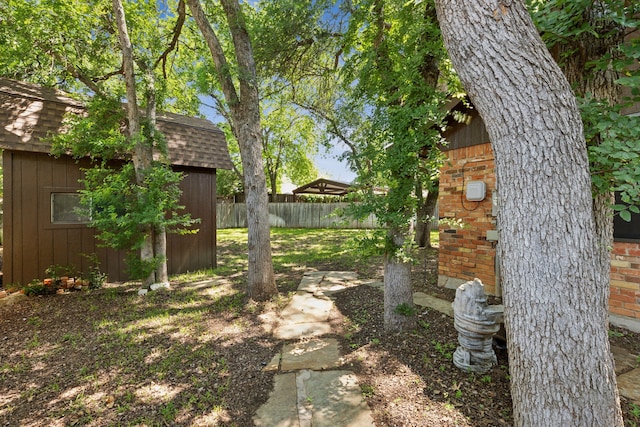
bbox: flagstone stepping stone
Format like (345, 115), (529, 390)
(274, 321), (333, 340)
(256, 271), (376, 426)
(413, 291), (454, 316)
(265, 338), (343, 372)
(298, 271), (359, 296)
(314, 271), (358, 281)
(280, 292), (334, 323)
(296, 369), (375, 427)
(253, 373), (298, 427)
(611, 346), (639, 375)
(617, 367), (640, 405)
(297, 275), (324, 293)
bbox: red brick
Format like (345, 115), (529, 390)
(612, 294), (638, 304)
(627, 248), (640, 257)
(609, 298), (624, 307)
(612, 246), (628, 256)
(620, 268), (640, 277)
(622, 303), (640, 312)
(609, 306), (639, 318)
(475, 265), (493, 273)
(622, 276), (640, 285)
(619, 288), (640, 298)
(610, 272), (624, 281)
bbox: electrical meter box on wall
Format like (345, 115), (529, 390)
(466, 180), (486, 201)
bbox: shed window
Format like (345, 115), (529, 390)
(51, 193), (89, 224)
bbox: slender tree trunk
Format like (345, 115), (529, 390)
(434, 1), (622, 426)
(187, 0), (276, 300)
(384, 226), (416, 332)
(269, 170), (277, 202)
(414, 185), (438, 248)
(112, 0), (138, 139)
(414, 180), (428, 248)
(155, 226), (168, 284)
(369, 0), (417, 332)
(141, 68), (169, 285)
(235, 105), (277, 299)
(112, 0), (156, 288)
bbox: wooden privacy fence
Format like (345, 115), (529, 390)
(217, 202), (376, 229)
(216, 202), (439, 229)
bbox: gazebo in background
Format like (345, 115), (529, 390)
(292, 178), (352, 196)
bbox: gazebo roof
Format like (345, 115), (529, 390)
(292, 178), (352, 196)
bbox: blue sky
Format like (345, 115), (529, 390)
(201, 100), (356, 189)
(314, 145), (356, 183)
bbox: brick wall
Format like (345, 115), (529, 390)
(610, 242), (640, 319)
(439, 142), (640, 320)
(438, 142), (498, 295)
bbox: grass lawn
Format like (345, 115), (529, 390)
(1, 228), (637, 427)
(0, 228), (396, 426)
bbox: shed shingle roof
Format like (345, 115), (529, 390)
(0, 78), (233, 170)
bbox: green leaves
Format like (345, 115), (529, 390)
(329, 0), (449, 259)
(582, 96), (640, 222)
(261, 100), (319, 192)
(529, 0), (640, 220)
(50, 97), (129, 161)
(81, 161), (198, 279)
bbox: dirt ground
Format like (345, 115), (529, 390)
(1, 243), (639, 426)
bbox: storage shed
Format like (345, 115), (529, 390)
(0, 78), (233, 285)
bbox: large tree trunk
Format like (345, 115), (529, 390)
(234, 105), (277, 299)
(187, 0), (276, 300)
(434, 2), (622, 426)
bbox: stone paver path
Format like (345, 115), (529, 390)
(254, 271), (375, 427)
(255, 272), (640, 426)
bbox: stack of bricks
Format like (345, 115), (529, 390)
(438, 142), (499, 295)
(610, 242), (640, 319)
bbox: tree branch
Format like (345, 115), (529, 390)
(51, 50), (109, 97)
(155, 0), (186, 78)
(186, 0), (240, 108)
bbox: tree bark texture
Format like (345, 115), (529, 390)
(154, 226), (168, 284)
(384, 227), (416, 332)
(144, 68), (170, 285)
(112, 0), (156, 288)
(414, 185), (438, 248)
(187, 0), (276, 300)
(434, 1), (621, 426)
